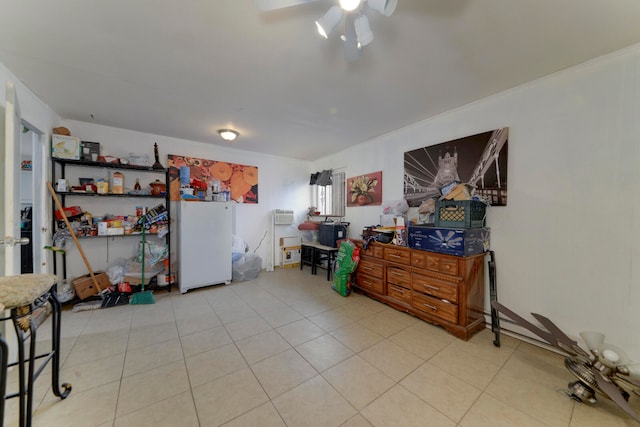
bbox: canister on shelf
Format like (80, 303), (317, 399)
(112, 171), (124, 194)
(96, 180), (109, 194)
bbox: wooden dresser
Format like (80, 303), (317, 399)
(354, 241), (485, 340)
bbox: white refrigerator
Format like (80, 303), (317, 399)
(178, 201), (233, 293)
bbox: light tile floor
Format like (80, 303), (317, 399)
(3, 268), (640, 426)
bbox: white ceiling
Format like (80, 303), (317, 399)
(2, 0), (640, 161)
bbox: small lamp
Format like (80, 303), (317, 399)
(218, 129), (239, 142)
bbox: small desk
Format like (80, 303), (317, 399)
(300, 241), (339, 281)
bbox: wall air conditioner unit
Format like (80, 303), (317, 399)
(274, 209), (294, 225)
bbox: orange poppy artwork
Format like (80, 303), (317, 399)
(167, 154), (258, 203)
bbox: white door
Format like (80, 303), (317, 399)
(1, 81), (26, 276)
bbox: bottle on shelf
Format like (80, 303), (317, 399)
(134, 178), (141, 191)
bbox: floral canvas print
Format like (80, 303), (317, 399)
(347, 171), (382, 207)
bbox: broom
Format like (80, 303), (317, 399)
(130, 215), (155, 304)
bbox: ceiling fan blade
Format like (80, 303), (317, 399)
(343, 12), (361, 61)
(254, 0), (320, 12)
(614, 374), (640, 390)
(593, 370), (640, 422)
(531, 313), (590, 358)
(491, 302), (556, 348)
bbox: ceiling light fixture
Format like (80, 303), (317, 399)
(314, 0), (398, 60)
(315, 6), (342, 38)
(218, 129), (239, 142)
(339, 0), (361, 12)
(354, 14), (373, 48)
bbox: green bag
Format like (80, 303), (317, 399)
(332, 241), (360, 297)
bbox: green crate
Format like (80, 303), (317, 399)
(434, 200), (487, 229)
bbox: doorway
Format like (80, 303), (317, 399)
(19, 123), (46, 274)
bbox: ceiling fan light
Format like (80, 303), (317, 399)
(339, 0), (361, 12)
(367, 0), (398, 16)
(316, 6), (342, 38)
(354, 14), (373, 47)
(596, 343), (630, 368)
(580, 331), (605, 351)
(218, 129), (239, 142)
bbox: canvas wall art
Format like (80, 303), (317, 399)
(167, 154), (258, 203)
(347, 171), (383, 207)
(404, 127), (508, 207)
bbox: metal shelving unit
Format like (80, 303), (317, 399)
(51, 158), (171, 291)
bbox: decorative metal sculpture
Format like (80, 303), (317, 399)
(152, 142), (163, 170)
(492, 302), (640, 421)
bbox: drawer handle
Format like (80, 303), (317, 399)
(423, 303), (438, 311)
(363, 280), (372, 286)
(389, 254), (402, 258)
(364, 266), (372, 271)
(390, 271), (404, 276)
(425, 284), (440, 291)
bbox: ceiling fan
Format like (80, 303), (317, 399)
(492, 302), (640, 422)
(254, 0), (398, 61)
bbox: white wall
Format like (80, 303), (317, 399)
(60, 120), (311, 278)
(315, 44), (640, 357)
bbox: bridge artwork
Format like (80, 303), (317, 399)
(403, 128), (508, 207)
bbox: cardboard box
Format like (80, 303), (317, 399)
(51, 135), (80, 160)
(72, 272), (111, 300)
(408, 226), (490, 257)
(281, 246), (301, 268)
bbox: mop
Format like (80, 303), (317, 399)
(130, 216), (155, 304)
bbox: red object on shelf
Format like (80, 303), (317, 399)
(55, 206), (82, 221)
(191, 178), (207, 190)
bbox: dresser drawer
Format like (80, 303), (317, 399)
(387, 266), (411, 289)
(412, 293), (458, 324)
(384, 247), (411, 265)
(388, 284), (411, 304)
(412, 273), (458, 304)
(411, 251), (428, 269)
(425, 254), (459, 277)
(361, 245), (384, 259)
(358, 259), (384, 279)
(355, 273), (385, 294)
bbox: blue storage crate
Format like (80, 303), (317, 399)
(408, 225), (490, 256)
(434, 199), (487, 228)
